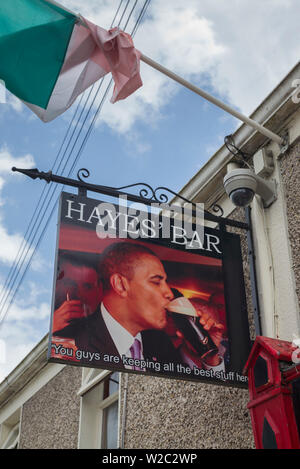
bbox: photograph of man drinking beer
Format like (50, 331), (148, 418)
(51, 240), (228, 375)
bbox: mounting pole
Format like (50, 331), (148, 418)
(140, 54), (284, 146)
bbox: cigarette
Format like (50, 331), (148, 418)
(66, 293), (70, 301)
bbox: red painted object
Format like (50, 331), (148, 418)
(243, 336), (300, 449)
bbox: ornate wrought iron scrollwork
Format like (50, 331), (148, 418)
(11, 166), (250, 230)
(154, 187), (178, 204)
(113, 183), (175, 205)
(77, 168), (90, 182)
(113, 183), (193, 206)
(210, 203), (224, 217)
(115, 183), (157, 202)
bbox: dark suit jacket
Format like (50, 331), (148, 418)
(67, 309), (184, 374)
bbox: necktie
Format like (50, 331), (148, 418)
(130, 338), (142, 371)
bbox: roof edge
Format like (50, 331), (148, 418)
(177, 61), (300, 203)
(0, 334), (49, 408)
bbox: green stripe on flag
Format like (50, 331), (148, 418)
(0, 0), (77, 109)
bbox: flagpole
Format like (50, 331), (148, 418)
(140, 53), (284, 146)
(44, 0), (78, 16)
(43, 0), (284, 145)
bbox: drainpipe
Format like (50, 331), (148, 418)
(245, 206), (262, 336)
(120, 373), (129, 449)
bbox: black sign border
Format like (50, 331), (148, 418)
(47, 192), (251, 389)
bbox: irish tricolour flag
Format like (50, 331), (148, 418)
(0, 0), (142, 122)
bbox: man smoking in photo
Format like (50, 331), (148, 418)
(52, 251), (102, 338)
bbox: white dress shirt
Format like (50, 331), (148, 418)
(101, 303), (144, 369)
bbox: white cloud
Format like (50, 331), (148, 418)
(194, 0), (300, 114)
(205, 1), (297, 111)
(0, 147), (34, 175)
(0, 339), (37, 383)
(3, 301), (50, 322)
(0, 315), (48, 383)
(136, 2), (225, 76)
(62, 0), (300, 149)
(0, 147), (35, 265)
(1, 0), (300, 384)
(0, 223), (29, 265)
(65, 0), (119, 27)
(0, 315), (46, 382)
(7, 94), (24, 113)
(3, 0), (300, 129)
(71, 0), (300, 128)
(0, 281), (50, 383)
(97, 1), (225, 133)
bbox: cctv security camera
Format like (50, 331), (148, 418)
(223, 167), (276, 208)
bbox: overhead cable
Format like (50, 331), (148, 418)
(0, 0), (151, 328)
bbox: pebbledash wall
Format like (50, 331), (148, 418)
(0, 62), (300, 449)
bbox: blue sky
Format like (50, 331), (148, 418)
(0, 0), (300, 381)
